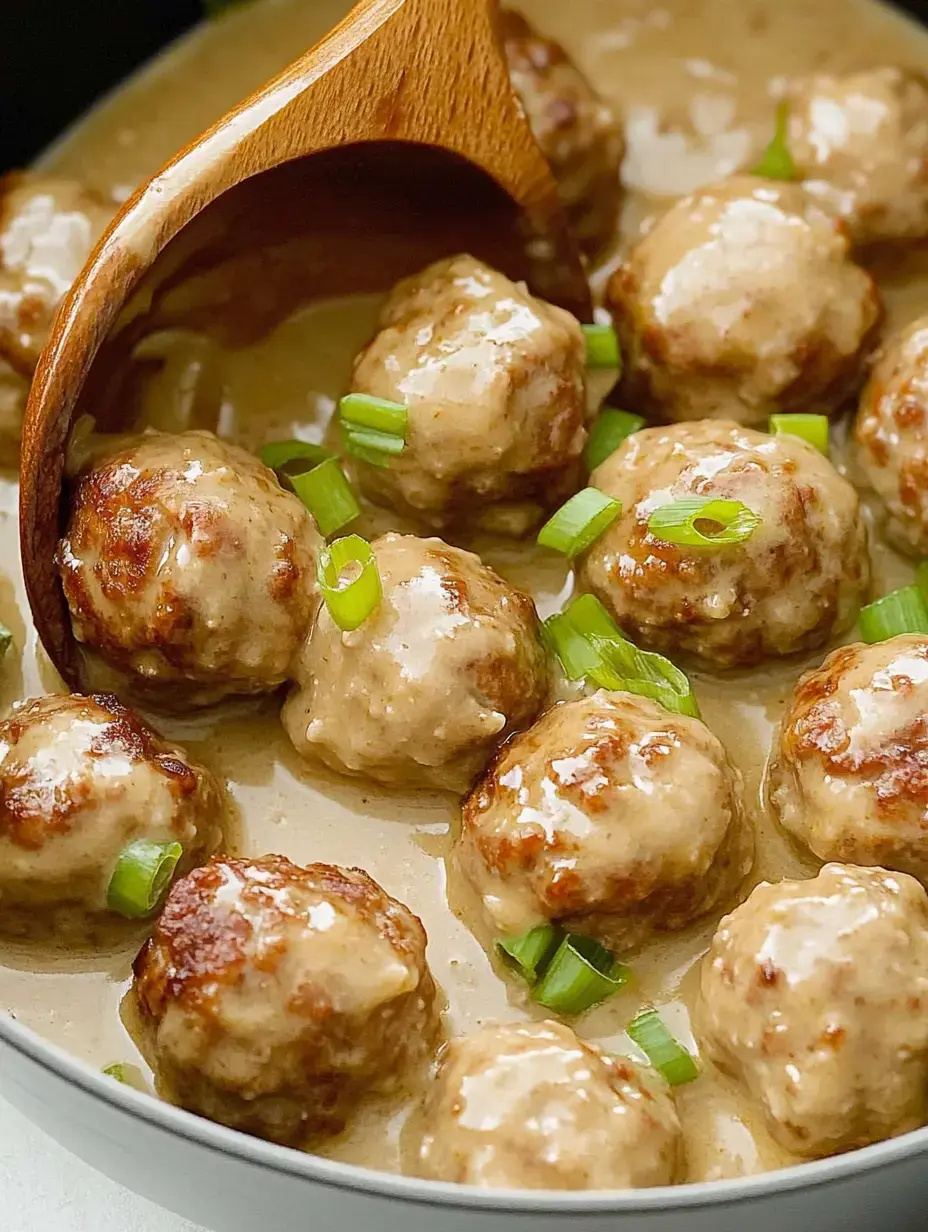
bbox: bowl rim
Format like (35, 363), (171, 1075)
(2, 1009), (927, 1213)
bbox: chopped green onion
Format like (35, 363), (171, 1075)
(107, 840), (183, 919)
(591, 633), (701, 719)
(259, 439), (331, 471)
(537, 488), (621, 557)
(318, 534), (382, 631)
(339, 393), (408, 468)
(586, 409), (645, 472)
(340, 393), (408, 437)
(859, 585), (928, 643)
(918, 561), (928, 601)
(582, 323), (622, 371)
(497, 923), (562, 984)
(648, 497), (760, 548)
(102, 1063), (147, 1090)
(287, 456), (360, 537)
(769, 413), (829, 455)
(533, 932), (630, 1015)
(0, 622), (12, 661)
(751, 100), (797, 181)
(544, 594), (700, 717)
(627, 1008), (699, 1086)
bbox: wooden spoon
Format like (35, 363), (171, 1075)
(21, 0), (592, 690)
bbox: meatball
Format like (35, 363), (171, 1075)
(695, 863), (928, 1158)
(0, 172), (112, 377)
(787, 68), (928, 248)
(132, 855), (440, 1145)
(578, 420), (869, 669)
(500, 10), (624, 255)
(855, 315), (928, 556)
(606, 176), (881, 426)
(770, 636), (928, 883)
(411, 1019), (681, 1188)
(456, 691), (750, 952)
(347, 254), (586, 535)
(57, 430), (323, 707)
(283, 533), (548, 792)
(0, 693), (223, 939)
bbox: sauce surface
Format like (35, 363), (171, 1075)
(4, 0), (928, 1185)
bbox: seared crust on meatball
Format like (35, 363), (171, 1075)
(456, 691), (750, 952)
(411, 1019), (681, 1188)
(132, 855), (441, 1145)
(0, 693), (223, 939)
(348, 255), (587, 535)
(788, 68), (928, 247)
(855, 315), (928, 556)
(606, 176), (882, 426)
(500, 10), (624, 256)
(695, 864), (928, 1158)
(57, 430), (322, 706)
(283, 533), (548, 792)
(0, 172), (112, 379)
(770, 636), (928, 883)
(577, 421), (869, 669)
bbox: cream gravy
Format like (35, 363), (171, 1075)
(4, 0), (928, 1186)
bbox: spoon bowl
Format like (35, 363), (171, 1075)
(20, 0), (591, 689)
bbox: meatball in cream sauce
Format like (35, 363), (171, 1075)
(606, 176), (881, 426)
(696, 864), (928, 1159)
(456, 691), (750, 952)
(578, 420), (869, 669)
(411, 1019), (682, 1189)
(57, 430), (322, 706)
(132, 856), (441, 1146)
(0, 693), (223, 939)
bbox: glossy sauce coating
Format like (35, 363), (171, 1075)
(6, 0), (928, 1189)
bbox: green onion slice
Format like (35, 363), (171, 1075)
(627, 1008), (699, 1086)
(318, 534), (383, 631)
(497, 923), (562, 984)
(537, 488), (621, 557)
(917, 561), (928, 602)
(591, 632), (701, 718)
(769, 413), (829, 455)
(544, 594), (700, 717)
(582, 323), (622, 371)
(751, 100), (797, 181)
(102, 1063), (130, 1082)
(287, 456), (360, 538)
(859, 585), (928, 644)
(533, 932), (630, 1015)
(107, 840), (183, 919)
(340, 392), (408, 437)
(586, 409), (645, 472)
(259, 439), (331, 471)
(648, 497), (760, 548)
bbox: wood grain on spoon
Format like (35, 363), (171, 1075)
(20, 0), (591, 690)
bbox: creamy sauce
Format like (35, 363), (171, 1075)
(3, 0), (928, 1186)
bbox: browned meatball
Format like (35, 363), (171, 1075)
(855, 315), (928, 556)
(787, 68), (928, 247)
(0, 693), (223, 940)
(411, 1019), (682, 1188)
(578, 421), (869, 669)
(347, 255), (587, 535)
(132, 855), (440, 1146)
(57, 430), (322, 707)
(770, 636), (928, 884)
(695, 864), (928, 1159)
(500, 10), (624, 255)
(606, 176), (881, 426)
(0, 173), (112, 445)
(283, 533), (548, 792)
(455, 691), (750, 953)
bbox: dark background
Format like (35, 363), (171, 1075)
(4, 0), (928, 173)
